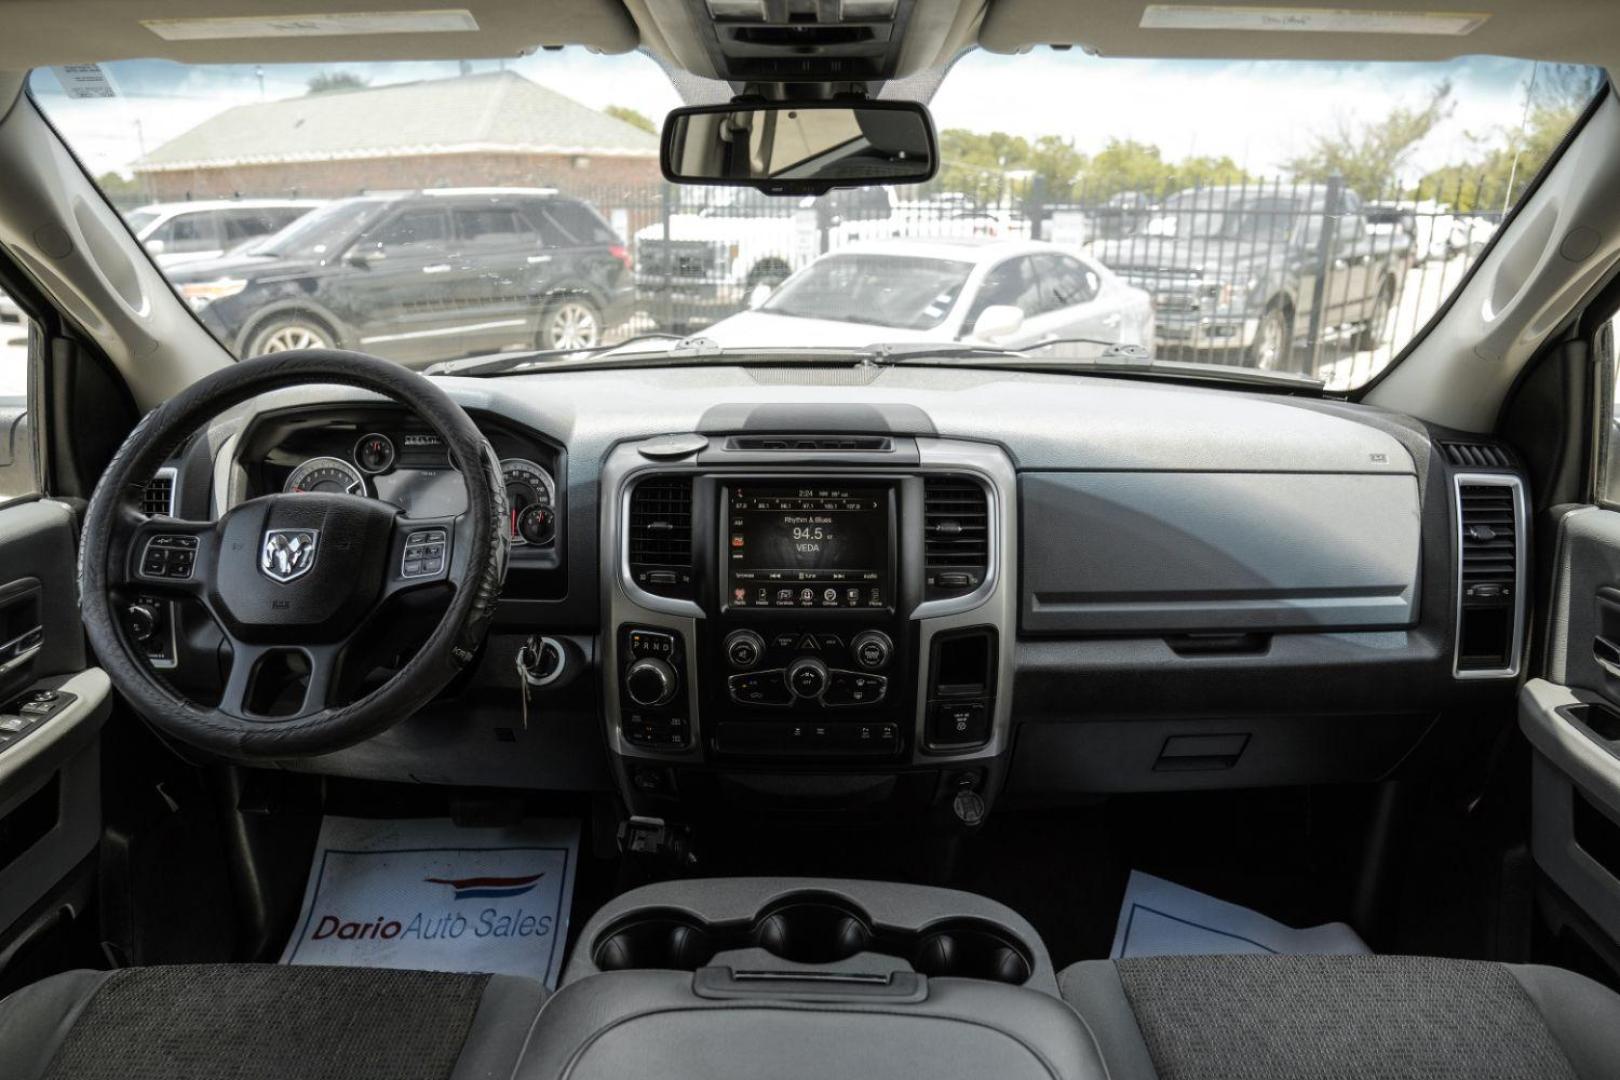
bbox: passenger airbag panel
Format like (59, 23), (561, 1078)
(1021, 471), (1422, 633)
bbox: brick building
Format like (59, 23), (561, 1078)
(133, 71), (661, 201)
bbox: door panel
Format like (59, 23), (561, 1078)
(1523, 506), (1620, 949)
(0, 497), (109, 954)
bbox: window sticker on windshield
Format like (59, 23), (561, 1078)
(50, 65), (115, 100)
(1139, 5), (1489, 35)
(141, 9), (479, 41)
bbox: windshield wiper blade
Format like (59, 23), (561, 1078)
(859, 337), (1128, 365)
(873, 338), (1322, 388)
(423, 333), (690, 376)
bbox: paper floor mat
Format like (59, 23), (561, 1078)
(281, 815), (579, 988)
(1111, 870), (1370, 959)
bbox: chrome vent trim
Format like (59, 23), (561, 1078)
(624, 474), (696, 609)
(923, 475), (990, 599)
(1453, 472), (1526, 679)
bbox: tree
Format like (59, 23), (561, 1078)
(1418, 65), (1603, 211)
(1285, 80), (1454, 196)
(306, 71), (368, 95)
(95, 171), (147, 210)
(604, 105), (656, 134)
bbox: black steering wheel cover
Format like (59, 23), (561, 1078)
(79, 349), (508, 758)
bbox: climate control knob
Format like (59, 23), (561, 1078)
(786, 656), (830, 699)
(625, 657), (678, 708)
(724, 629), (766, 670)
(851, 630), (894, 671)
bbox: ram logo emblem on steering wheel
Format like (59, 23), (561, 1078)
(261, 529), (319, 583)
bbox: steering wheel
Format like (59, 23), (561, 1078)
(78, 350), (508, 758)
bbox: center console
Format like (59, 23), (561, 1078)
(600, 434), (1017, 817)
(521, 877), (1103, 1080)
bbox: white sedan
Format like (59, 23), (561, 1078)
(699, 238), (1155, 352)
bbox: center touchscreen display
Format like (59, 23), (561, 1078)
(726, 484), (891, 610)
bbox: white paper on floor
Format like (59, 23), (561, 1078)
(280, 815), (579, 988)
(1110, 870), (1370, 959)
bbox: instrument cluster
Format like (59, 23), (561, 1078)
(274, 426), (560, 551)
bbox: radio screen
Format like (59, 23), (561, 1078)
(726, 485), (890, 610)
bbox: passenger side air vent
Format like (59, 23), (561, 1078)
(1454, 477), (1524, 676)
(1440, 440), (1512, 470)
(628, 475), (694, 599)
(141, 470), (175, 517)
(924, 476), (990, 599)
(726, 435), (893, 452)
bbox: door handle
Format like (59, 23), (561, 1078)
(422, 264), (452, 274)
(527, 254), (552, 264)
(0, 625), (41, 680)
(1595, 635), (1620, 680)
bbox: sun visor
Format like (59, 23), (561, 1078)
(979, 0), (1618, 69)
(0, 1), (638, 69)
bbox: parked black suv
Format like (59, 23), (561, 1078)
(1093, 183), (1408, 372)
(164, 189), (635, 367)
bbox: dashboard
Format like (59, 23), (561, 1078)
(139, 363), (1527, 822)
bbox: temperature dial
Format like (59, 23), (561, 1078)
(786, 656), (830, 699)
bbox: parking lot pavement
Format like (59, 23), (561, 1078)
(0, 330), (27, 398)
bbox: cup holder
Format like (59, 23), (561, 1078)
(593, 909), (715, 972)
(910, 920), (1034, 985)
(755, 897), (874, 964)
(589, 892), (1035, 985)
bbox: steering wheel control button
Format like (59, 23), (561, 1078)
(930, 701), (989, 746)
(728, 669), (793, 707)
(724, 630), (765, 669)
(786, 656), (830, 699)
(400, 528), (448, 578)
(851, 630), (894, 670)
(825, 670), (888, 707)
(141, 534), (199, 579)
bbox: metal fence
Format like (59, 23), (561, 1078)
(566, 172), (1509, 389)
(122, 170), (1512, 389)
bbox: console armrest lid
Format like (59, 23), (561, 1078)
(516, 971), (1105, 1080)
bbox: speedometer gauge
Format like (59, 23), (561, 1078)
(500, 458), (556, 546)
(284, 456), (367, 496)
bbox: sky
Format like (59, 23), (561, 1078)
(29, 47), (1561, 184)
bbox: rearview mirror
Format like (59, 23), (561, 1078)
(661, 101), (936, 196)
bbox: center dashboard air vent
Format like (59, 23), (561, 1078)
(725, 435), (893, 452)
(628, 475), (694, 599)
(924, 476), (989, 599)
(1454, 476), (1524, 677)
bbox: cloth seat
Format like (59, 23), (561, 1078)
(1059, 953), (1620, 1080)
(0, 963), (545, 1080)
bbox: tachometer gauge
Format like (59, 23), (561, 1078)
(500, 458), (556, 546)
(284, 456), (367, 496)
(354, 432), (396, 474)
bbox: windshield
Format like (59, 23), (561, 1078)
(30, 52), (1600, 389)
(243, 199), (386, 259)
(761, 253), (973, 330)
(1144, 191), (1302, 243)
(124, 209), (160, 234)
